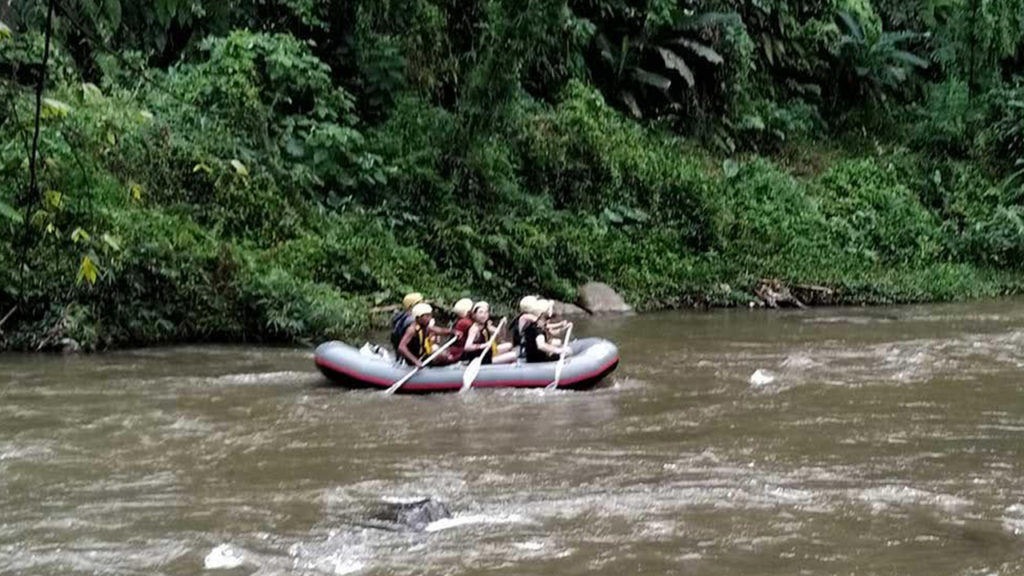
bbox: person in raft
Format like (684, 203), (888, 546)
(463, 301), (518, 364)
(444, 298), (475, 364)
(390, 292), (424, 352)
(397, 303), (455, 367)
(510, 295), (539, 358)
(542, 300), (571, 346)
(522, 299), (572, 363)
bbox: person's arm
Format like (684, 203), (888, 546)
(464, 324), (485, 353)
(397, 325), (422, 367)
(536, 333), (570, 357)
(430, 324), (454, 336)
(547, 320), (569, 332)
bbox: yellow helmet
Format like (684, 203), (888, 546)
(402, 292), (424, 309)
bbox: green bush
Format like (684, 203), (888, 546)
(713, 158), (834, 274)
(514, 81), (712, 247)
(813, 158), (946, 266)
(267, 213), (442, 296)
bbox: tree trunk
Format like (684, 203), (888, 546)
(19, 0), (55, 305)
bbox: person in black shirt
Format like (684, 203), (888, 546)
(522, 299), (571, 363)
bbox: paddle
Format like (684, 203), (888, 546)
(385, 336), (458, 395)
(545, 323), (574, 391)
(461, 317), (507, 392)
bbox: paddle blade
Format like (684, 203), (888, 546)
(545, 324), (573, 390)
(461, 357), (482, 392)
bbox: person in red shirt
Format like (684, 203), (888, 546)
(443, 298), (475, 364)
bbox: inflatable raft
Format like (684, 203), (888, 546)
(315, 337), (619, 393)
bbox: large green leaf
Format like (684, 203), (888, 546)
(595, 32), (616, 65)
(104, 0), (123, 34)
(620, 91), (641, 118)
(837, 11), (864, 42)
(0, 201), (22, 224)
(672, 38), (723, 65)
(632, 68), (672, 92)
(889, 50), (930, 69)
(678, 12), (741, 30)
(656, 47), (694, 87)
(76, 254), (99, 286)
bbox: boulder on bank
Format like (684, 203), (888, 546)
(552, 301), (589, 317)
(577, 282), (633, 315)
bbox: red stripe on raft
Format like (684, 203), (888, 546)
(315, 354), (620, 391)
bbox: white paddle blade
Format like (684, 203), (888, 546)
(460, 317), (506, 393)
(461, 359), (482, 392)
(545, 324), (573, 390)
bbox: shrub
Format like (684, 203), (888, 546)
(712, 158), (835, 275)
(813, 158), (946, 266)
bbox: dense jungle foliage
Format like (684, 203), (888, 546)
(3, 0), (1024, 349)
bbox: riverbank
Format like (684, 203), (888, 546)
(3, 97), (1024, 351)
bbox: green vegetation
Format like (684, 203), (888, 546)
(3, 0), (1024, 350)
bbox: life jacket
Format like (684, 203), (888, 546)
(523, 320), (553, 363)
(415, 324), (433, 358)
(464, 322), (499, 360)
(510, 314), (522, 348)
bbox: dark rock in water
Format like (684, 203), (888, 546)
(368, 498), (451, 532)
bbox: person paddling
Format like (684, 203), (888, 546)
(523, 299), (571, 363)
(443, 298), (475, 364)
(464, 301), (517, 364)
(511, 295), (538, 358)
(542, 300), (571, 346)
(391, 292), (424, 352)
(397, 303), (454, 367)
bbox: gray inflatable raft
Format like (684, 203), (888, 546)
(315, 337), (619, 393)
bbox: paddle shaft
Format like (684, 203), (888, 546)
(546, 323), (574, 390)
(386, 336), (458, 394)
(460, 317), (507, 392)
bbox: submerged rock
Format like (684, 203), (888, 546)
(577, 282), (633, 315)
(368, 498), (451, 532)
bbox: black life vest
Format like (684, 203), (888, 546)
(406, 323), (433, 360)
(522, 321), (553, 363)
(510, 314), (522, 348)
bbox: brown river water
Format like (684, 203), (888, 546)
(2, 301), (1024, 575)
